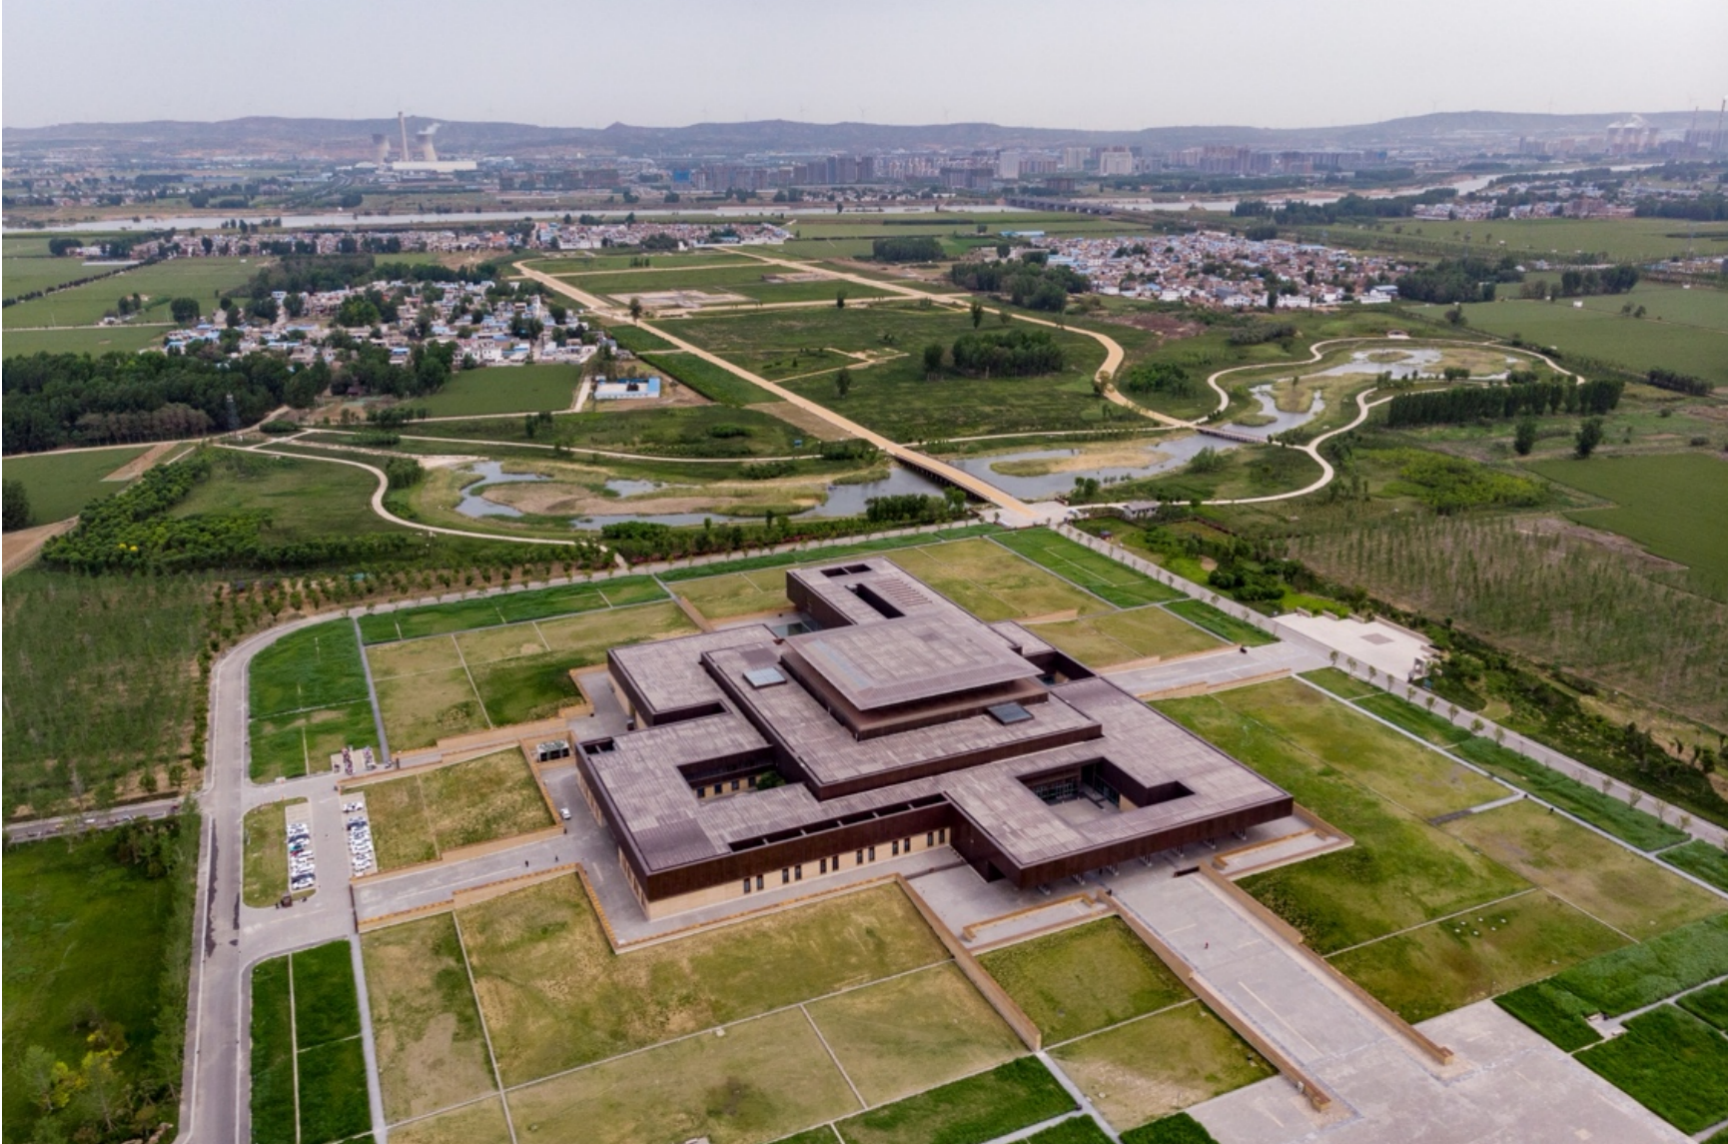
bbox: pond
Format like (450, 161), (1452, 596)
(453, 461), (546, 518)
(945, 436), (1232, 499)
(1224, 384), (1327, 439)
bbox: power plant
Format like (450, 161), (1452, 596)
(371, 113), (475, 174)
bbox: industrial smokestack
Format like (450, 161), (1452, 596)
(398, 112), (411, 167)
(415, 123), (441, 162)
(371, 133), (389, 164)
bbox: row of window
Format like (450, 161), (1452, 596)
(741, 829), (948, 894)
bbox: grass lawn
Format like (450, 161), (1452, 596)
(3, 257), (257, 329)
(1051, 1003), (1275, 1133)
(416, 363), (582, 416)
(1530, 453), (1728, 600)
(296, 1035), (372, 1144)
(250, 620), (370, 718)
(373, 667), (489, 753)
(978, 918), (1190, 1044)
(0, 323), (169, 357)
(363, 775), (439, 870)
(1576, 1005), (1728, 1133)
(676, 568), (797, 620)
(657, 526), (998, 584)
(834, 1056), (1075, 1144)
(1, 444), (150, 524)
(250, 957), (297, 1144)
(1679, 981), (1728, 1031)
(1328, 890), (1627, 1023)
(1297, 668), (1378, 700)
(1355, 691), (1472, 747)
(1162, 601), (1276, 647)
(633, 347), (773, 406)
(3, 830), (183, 1140)
(419, 748), (553, 852)
(507, 1008), (859, 1144)
(991, 530), (1182, 607)
(1020, 1120), (1115, 1144)
(291, 940), (362, 1047)
(385, 1097), (512, 1144)
(1158, 684), (1527, 952)
(888, 539), (1110, 622)
(361, 914), (496, 1122)
(806, 963), (1023, 1106)
(2, 253), (125, 295)
(243, 799), (309, 907)
(176, 450), (392, 542)
(1662, 840), (1728, 892)
(356, 576), (663, 643)
(1438, 800), (1725, 938)
(459, 878), (947, 1084)
(1120, 1113), (1220, 1144)
(249, 701), (378, 783)
(1030, 606), (1222, 668)
(1451, 736), (1687, 851)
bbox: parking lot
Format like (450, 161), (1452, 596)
(344, 797), (376, 876)
(287, 810), (316, 894)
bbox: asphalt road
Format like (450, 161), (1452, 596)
(6, 796), (183, 843)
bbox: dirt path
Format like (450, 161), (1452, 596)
(103, 440), (176, 481)
(1, 518), (75, 576)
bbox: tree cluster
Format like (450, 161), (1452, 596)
(1396, 255), (1523, 304)
(1646, 368), (1713, 397)
(1555, 265), (1640, 298)
(1225, 321), (1297, 346)
(949, 329), (1066, 378)
(1119, 361), (1198, 397)
(871, 236), (945, 262)
(1383, 378), (1622, 428)
(948, 260), (1089, 312)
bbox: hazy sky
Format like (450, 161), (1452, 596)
(5, 0), (1725, 129)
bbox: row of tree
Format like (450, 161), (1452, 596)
(1396, 255), (1524, 304)
(1382, 378), (1623, 427)
(1646, 368), (1713, 397)
(872, 236), (944, 262)
(949, 329), (1065, 378)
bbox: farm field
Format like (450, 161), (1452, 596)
(1577, 1004), (1728, 1133)
(1437, 799), (1725, 938)
(456, 877), (947, 1084)
(0, 322), (169, 357)
(1158, 682), (1528, 952)
(1, 444), (150, 524)
(887, 538), (1110, 622)
(990, 529), (1182, 607)
(1452, 217), (1728, 263)
(1530, 452), (1728, 600)
(2, 253), (127, 295)
(249, 700), (378, 782)
(3, 257), (258, 329)
(248, 619), (374, 779)
(1030, 605), (1223, 667)
(2, 826), (188, 1142)
(242, 799), (310, 907)
(1328, 890), (1628, 1023)
(1459, 290), (1728, 386)
(978, 917), (1190, 1044)
(415, 363), (583, 416)
(250, 940), (371, 1144)
(363, 748), (552, 870)
(528, 251), (755, 274)
(1050, 1003), (1275, 1133)
(360, 914), (497, 1122)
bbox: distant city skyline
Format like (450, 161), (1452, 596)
(3, 0), (1724, 132)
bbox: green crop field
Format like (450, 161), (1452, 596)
(2, 444), (150, 524)
(1158, 682), (1527, 952)
(3, 826), (191, 1143)
(2, 254), (126, 296)
(0, 323), (170, 357)
(991, 530), (1182, 607)
(457, 877), (946, 1084)
(416, 364), (583, 416)
(1162, 600), (1278, 647)
(1530, 452), (1728, 600)
(3, 258), (259, 329)
(1328, 890), (1627, 1023)
(979, 918), (1190, 1043)
(631, 348), (770, 406)
(1662, 841), (1728, 892)
(1449, 218), (1728, 264)
(530, 251), (754, 274)
(834, 1057), (1075, 1144)
(1459, 288), (1728, 386)
(251, 940), (371, 1144)
(1577, 1005), (1728, 1133)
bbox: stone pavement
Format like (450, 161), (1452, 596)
(1105, 641), (1326, 698)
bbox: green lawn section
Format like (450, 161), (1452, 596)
(1451, 736), (1687, 851)
(888, 538), (1109, 622)
(3, 257), (257, 329)
(175, 449), (394, 542)
(991, 529), (1182, 606)
(1460, 289), (1728, 387)
(1021, 1119), (1114, 1144)
(604, 323), (677, 353)
(416, 363), (582, 416)
(1496, 913), (1728, 1048)
(1297, 668), (1378, 700)
(1328, 891), (1627, 1023)
(296, 1036), (372, 1144)
(1031, 606), (1222, 668)
(1120, 1113), (1220, 1144)
(835, 1057), (1075, 1144)
(535, 251), (754, 274)
(358, 575), (663, 643)
(658, 525), (997, 583)
(1355, 691), (1472, 747)
(1158, 683), (1527, 952)
(1163, 600), (1276, 647)
(242, 799), (309, 907)
(2, 253), (124, 295)
(634, 348), (769, 406)
(1577, 1005), (1728, 1133)
(250, 957), (297, 1144)
(291, 941), (362, 1048)
(0, 323), (169, 357)
(1661, 840), (1728, 892)
(1, 445), (150, 524)
(1052, 1003), (1274, 1133)
(3, 829), (185, 1140)
(249, 700), (378, 783)
(978, 918), (1189, 1043)
(1529, 453), (1728, 600)
(249, 620), (369, 718)
(1679, 981), (1728, 1031)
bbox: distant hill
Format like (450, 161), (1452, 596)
(2, 111), (1701, 160)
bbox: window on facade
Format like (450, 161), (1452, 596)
(819, 858), (828, 874)
(731, 779), (740, 792)
(891, 840), (899, 856)
(714, 783), (724, 796)
(856, 849), (864, 865)
(794, 865), (803, 881)
(696, 786), (705, 799)
(755, 875), (764, 890)
(868, 846), (876, 861)
(925, 832), (934, 847)
(781, 868), (790, 885)
(743, 878), (752, 893)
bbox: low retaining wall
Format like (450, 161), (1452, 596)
(896, 875), (1043, 1052)
(1136, 667), (1292, 700)
(356, 862), (578, 932)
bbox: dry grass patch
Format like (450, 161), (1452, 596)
(806, 963), (1022, 1106)
(507, 1008), (858, 1144)
(374, 667), (486, 751)
(1439, 800), (1725, 938)
(677, 571), (794, 621)
(1030, 606), (1222, 668)
(364, 775), (439, 871)
(454, 623), (550, 666)
(889, 540), (1108, 622)
(242, 799), (308, 908)
(535, 600), (695, 655)
(367, 636), (464, 680)
(420, 749), (553, 851)
(386, 1098), (512, 1144)
(979, 918), (1190, 1044)
(458, 878), (947, 1085)
(361, 915), (496, 1122)
(1051, 1003), (1274, 1132)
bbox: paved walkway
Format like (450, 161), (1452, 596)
(1106, 641), (1327, 697)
